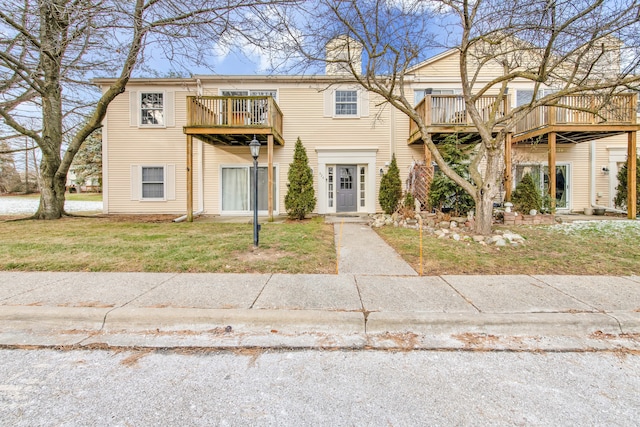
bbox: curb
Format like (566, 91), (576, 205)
(104, 307), (365, 335)
(366, 312), (624, 336)
(1, 306), (639, 350)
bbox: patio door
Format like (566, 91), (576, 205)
(336, 165), (357, 212)
(515, 163), (570, 210)
(221, 166), (276, 213)
(544, 165), (569, 210)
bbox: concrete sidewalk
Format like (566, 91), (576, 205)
(1, 272), (639, 351)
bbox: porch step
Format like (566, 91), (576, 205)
(324, 215), (370, 224)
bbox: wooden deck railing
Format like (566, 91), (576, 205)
(187, 96), (283, 136)
(410, 94), (509, 137)
(514, 93), (637, 134)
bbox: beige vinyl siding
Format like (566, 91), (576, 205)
(106, 87), (186, 214)
(202, 145), (268, 214)
(104, 76), (635, 217)
(277, 85), (393, 213)
(513, 142), (593, 211)
(412, 50), (506, 81)
(596, 134), (630, 208)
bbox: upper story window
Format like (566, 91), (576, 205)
(335, 90), (358, 116)
(140, 92), (164, 126)
(414, 89), (461, 105)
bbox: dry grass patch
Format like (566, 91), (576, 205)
(377, 220), (640, 275)
(0, 216), (336, 274)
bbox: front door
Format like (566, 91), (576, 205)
(337, 165), (357, 212)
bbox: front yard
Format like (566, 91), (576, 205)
(2, 214), (638, 275)
(0, 216), (336, 273)
(376, 220), (640, 275)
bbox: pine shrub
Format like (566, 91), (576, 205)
(379, 154), (402, 214)
(613, 157), (640, 212)
(512, 173), (542, 213)
(285, 138), (316, 219)
(427, 137), (475, 216)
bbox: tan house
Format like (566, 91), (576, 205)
(95, 47), (638, 219)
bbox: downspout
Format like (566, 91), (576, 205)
(173, 210), (203, 223)
(198, 139), (204, 212)
(590, 141), (627, 214)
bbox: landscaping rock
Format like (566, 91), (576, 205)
(503, 232), (524, 242)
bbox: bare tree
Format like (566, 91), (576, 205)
(266, 0), (640, 234)
(0, 0), (294, 219)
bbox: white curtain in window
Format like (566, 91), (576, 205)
(222, 168), (248, 211)
(250, 167), (271, 210)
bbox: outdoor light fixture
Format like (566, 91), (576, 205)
(250, 136), (261, 247)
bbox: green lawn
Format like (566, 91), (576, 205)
(0, 216), (336, 273)
(376, 221), (640, 275)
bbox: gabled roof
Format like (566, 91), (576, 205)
(407, 48), (458, 74)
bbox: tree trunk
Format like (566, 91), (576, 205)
(34, 153), (66, 219)
(471, 147), (504, 235)
(474, 191), (495, 235)
(33, 1), (67, 220)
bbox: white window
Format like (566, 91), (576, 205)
(221, 166), (277, 213)
(328, 167), (334, 208)
(140, 93), (164, 126)
(130, 164), (175, 201)
(516, 89), (559, 107)
(360, 166), (366, 207)
(335, 90), (358, 116)
(220, 90), (277, 125)
(414, 89), (461, 105)
(141, 166), (165, 199)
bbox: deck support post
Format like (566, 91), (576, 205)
(504, 133), (512, 201)
(548, 132), (557, 213)
(268, 134), (274, 221)
(628, 131), (637, 219)
(187, 135), (193, 222)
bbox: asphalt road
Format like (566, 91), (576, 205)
(1, 349), (638, 426)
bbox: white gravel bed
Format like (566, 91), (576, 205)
(551, 219), (640, 235)
(0, 196), (102, 214)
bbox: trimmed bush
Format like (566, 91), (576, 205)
(379, 154), (402, 214)
(512, 173), (542, 213)
(285, 137), (316, 220)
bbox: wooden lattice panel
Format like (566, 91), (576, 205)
(406, 145), (434, 210)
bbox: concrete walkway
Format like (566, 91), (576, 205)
(333, 222), (417, 275)
(1, 271), (639, 351)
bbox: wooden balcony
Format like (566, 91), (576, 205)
(184, 96), (284, 146)
(408, 95), (509, 144)
(408, 93), (638, 145)
(512, 93), (637, 144)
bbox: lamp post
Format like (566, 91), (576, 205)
(249, 137), (261, 247)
